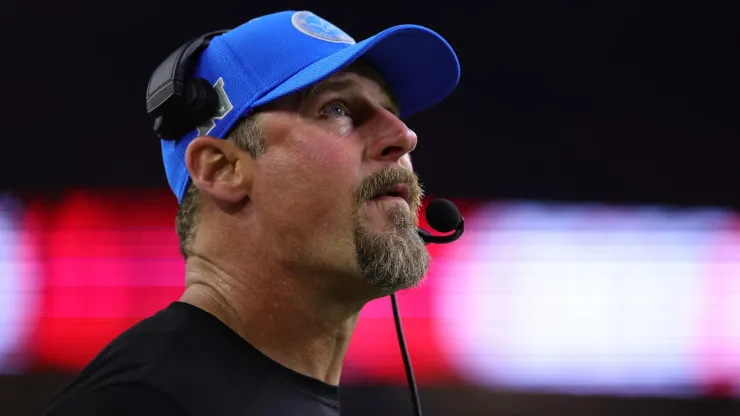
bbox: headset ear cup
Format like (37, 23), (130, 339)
(147, 30), (228, 140)
(184, 78), (219, 127)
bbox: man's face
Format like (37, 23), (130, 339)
(250, 63), (430, 296)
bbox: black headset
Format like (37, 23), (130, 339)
(146, 30), (230, 141)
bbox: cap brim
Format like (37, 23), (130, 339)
(252, 24), (460, 119)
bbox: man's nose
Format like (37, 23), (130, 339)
(366, 108), (418, 163)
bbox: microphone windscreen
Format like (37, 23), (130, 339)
(425, 199), (461, 233)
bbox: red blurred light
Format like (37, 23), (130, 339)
(24, 189), (477, 384)
(27, 189), (184, 371)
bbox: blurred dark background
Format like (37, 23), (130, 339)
(1, 1), (739, 415)
(3, 1), (737, 206)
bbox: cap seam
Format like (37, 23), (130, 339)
(219, 37), (265, 97)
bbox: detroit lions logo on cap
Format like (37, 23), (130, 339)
(291, 11), (356, 44)
(196, 77), (233, 136)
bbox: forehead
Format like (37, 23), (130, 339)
(302, 62), (399, 113)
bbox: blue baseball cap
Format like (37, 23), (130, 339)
(161, 10), (460, 203)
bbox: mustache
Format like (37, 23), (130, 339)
(355, 166), (424, 210)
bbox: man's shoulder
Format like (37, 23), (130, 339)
(42, 382), (191, 416)
(41, 302), (211, 414)
(41, 301), (341, 416)
(85, 302), (200, 381)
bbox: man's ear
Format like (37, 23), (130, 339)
(185, 136), (254, 204)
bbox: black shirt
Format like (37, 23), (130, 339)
(41, 301), (341, 416)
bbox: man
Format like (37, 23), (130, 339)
(41, 10), (459, 416)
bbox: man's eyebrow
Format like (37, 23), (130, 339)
(301, 78), (400, 116)
(303, 79), (356, 99)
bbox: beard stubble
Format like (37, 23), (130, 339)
(352, 166), (431, 295)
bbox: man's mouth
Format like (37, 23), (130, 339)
(369, 183), (411, 204)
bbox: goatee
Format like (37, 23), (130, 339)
(353, 166), (431, 294)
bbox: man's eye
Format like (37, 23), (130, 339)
(321, 101), (350, 117)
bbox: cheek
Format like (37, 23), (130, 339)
(255, 140), (360, 229)
(305, 143), (358, 190)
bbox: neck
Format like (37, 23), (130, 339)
(179, 254), (364, 386)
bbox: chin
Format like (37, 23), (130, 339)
(353, 219), (430, 296)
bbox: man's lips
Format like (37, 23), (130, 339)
(369, 183), (411, 204)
